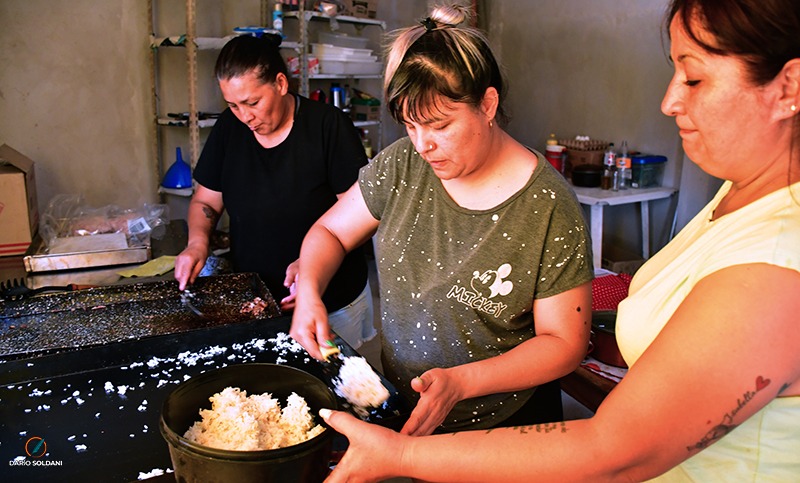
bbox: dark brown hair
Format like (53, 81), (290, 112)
(665, 0), (799, 86)
(215, 34), (287, 84)
(666, 0), (800, 191)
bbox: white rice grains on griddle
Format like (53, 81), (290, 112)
(333, 356), (390, 409)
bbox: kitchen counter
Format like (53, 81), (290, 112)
(1, 315), (408, 481)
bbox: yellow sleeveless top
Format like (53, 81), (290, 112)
(616, 181), (800, 481)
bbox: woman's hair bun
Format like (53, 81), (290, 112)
(430, 3), (471, 27)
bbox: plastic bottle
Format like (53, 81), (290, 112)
(272, 3), (283, 35)
(616, 140), (632, 190)
(330, 83), (343, 108)
(546, 133), (558, 147)
(601, 143), (616, 190)
(362, 129), (373, 158)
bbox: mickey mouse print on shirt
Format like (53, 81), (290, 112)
(446, 263), (513, 318)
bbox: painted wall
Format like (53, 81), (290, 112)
(0, 0), (155, 211)
(0, 0), (717, 257)
(485, 0), (717, 255)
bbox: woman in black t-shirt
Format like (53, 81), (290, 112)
(174, 35), (375, 349)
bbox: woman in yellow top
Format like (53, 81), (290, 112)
(318, 0), (800, 481)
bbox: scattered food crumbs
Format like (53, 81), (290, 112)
(240, 296), (269, 316)
(138, 468), (172, 480)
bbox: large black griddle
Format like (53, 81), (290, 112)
(0, 273), (281, 358)
(1, 316), (409, 482)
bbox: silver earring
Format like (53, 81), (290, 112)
(792, 105), (797, 112)
(489, 120), (493, 128)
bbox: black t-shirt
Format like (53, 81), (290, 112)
(193, 94), (369, 311)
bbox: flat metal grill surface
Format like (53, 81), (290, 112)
(0, 273), (281, 357)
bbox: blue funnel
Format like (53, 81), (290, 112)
(162, 147), (193, 189)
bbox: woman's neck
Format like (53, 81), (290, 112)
(441, 130), (536, 210)
(714, 148), (799, 219)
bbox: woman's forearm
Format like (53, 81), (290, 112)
(296, 223), (349, 300)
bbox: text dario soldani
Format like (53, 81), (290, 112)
(8, 436), (64, 466)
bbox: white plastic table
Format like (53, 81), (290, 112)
(571, 186), (678, 269)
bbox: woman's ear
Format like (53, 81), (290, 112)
(774, 58), (800, 121)
(480, 86), (499, 123)
(275, 72), (290, 95)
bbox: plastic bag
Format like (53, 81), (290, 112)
(40, 194), (170, 249)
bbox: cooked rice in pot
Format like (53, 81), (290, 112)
(183, 387), (324, 450)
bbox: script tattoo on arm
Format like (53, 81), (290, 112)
(482, 422), (568, 435)
(687, 376), (771, 452)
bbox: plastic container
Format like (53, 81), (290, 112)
(160, 363), (337, 483)
(545, 144), (566, 174)
(311, 43), (374, 59)
(317, 57), (382, 75)
(631, 155), (667, 188)
(318, 31), (369, 49)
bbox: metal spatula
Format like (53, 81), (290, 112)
(180, 288), (205, 317)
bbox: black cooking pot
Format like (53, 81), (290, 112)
(160, 363), (337, 483)
(571, 164), (603, 187)
(588, 311), (627, 368)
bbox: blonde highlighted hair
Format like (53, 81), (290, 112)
(382, 3), (508, 126)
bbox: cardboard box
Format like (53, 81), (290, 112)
(0, 144), (39, 256)
(601, 244), (645, 275)
(346, 0), (378, 19)
(351, 103), (380, 122)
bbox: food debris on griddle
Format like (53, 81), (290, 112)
(240, 297), (270, 317)
(0, 273), (281, 359)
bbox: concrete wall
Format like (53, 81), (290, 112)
(0, 0), (155, 211)
(0, 0), (716, 255)
(484, 0), (715, 255)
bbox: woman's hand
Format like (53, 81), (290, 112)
(174, 242), (208, 291)
(290, 293), (335, 360)
(400, 368), (464, 436)
(280, 259), (300, 311)
(321, 409), (406, 483)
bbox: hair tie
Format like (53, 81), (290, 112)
(421, 17), (437, 31)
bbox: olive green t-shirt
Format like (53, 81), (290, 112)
(360, 137), (592, 430)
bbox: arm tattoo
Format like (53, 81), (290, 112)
(687, 376), (771, 451)
(202, 206), (218, 222)
(482, 422), (568, 435)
